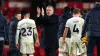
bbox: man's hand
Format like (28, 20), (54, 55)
(41, 8), (45, 16)
(62, 37), (66, 45)
(16, 44), (19, 48)
(37, 7), (41, 17)
(35, 42), (40, 47)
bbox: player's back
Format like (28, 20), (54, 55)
(68, 17), (84, 39)
(18, 19), (36, 43)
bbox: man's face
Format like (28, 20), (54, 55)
(16, 14), (21, 20)
(46, 7), (54, 16)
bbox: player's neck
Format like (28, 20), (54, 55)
(73, 15), (80, 17)
(73, 14), (80, 17)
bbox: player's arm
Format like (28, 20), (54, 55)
(63, 20), (70, 42)
(33, 20), (40, 47)
(33, 27), (40, 47)
(32, 20), (39, 43)
(63, 27), (68, 40)
(16, 23), (20, 48)
(33, 27), (39, 43)
(81, 19), (88, 44)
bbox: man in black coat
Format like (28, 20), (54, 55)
(40, 5), (59, 56)
(81, 2), (100, 56)
(0, 10), (8, 56)
(9, 12), (21, 56)
(58, 6), (72, 38)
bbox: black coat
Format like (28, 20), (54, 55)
(9, 17), (19, 51)
(82, 4), (100, 37)
(34, 15), (42, 27)
(40, 14), (59, 49)
(0, 11), (8, 41)
(58, 12), (72, 38)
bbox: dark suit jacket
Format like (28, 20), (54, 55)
(9, 17), (19, 51)
(58, 12), (72, 38)
(82, 4), (100, 37)
(40, 14), (59, 49)
(0, 11), (8, 41)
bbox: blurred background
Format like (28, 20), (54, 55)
(0, 0), (97, 22)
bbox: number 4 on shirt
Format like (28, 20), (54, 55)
(73, 24), (79, 33)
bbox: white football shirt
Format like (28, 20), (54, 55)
(16, 19), (36, 44)
(65, 17), (84, 42)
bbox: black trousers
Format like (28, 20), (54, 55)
(45, 48), (57, 56)
(87, 37), (100, 56)
(0, 41), (4, 56)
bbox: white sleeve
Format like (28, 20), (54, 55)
(32, 20), (39, 43)
(82, 19), (85, 26)
(65, 20), (70, 28)
(83, 19), (85, 24)
(33, 20), (36, 29)
(16, 22), (20, 44)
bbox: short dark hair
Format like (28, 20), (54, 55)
(63, 6), (70, 12)
(23, 11), (30, 16)
(73, 8), (81, 14)
(15, 12), (21, 16)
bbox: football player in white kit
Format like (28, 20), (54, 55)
(63, 8), (86, 56)
(16, 12), (39, 56)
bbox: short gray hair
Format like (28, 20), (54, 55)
(46, 5), (54, 10)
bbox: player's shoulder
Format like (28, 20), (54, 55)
(79, 17), (84, 19)
(79, 17), (84, 21)
(29, 19), (35, 22)
(18, 19), (24, 23)
(17, 19), (25, 25)
(78, 17), (84, 24)
(27, 19), (35, 25)
(29, 19), (35, 23)
(18, 20), (22, 24)
(17, 21), (21, 26)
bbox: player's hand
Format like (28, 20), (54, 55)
(62, 37), (66, 45)
(81, 37), (88, 44)
(35, 42), (40, 47)
(16, 44), (19, 48)
(41, 7), (45, 16)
